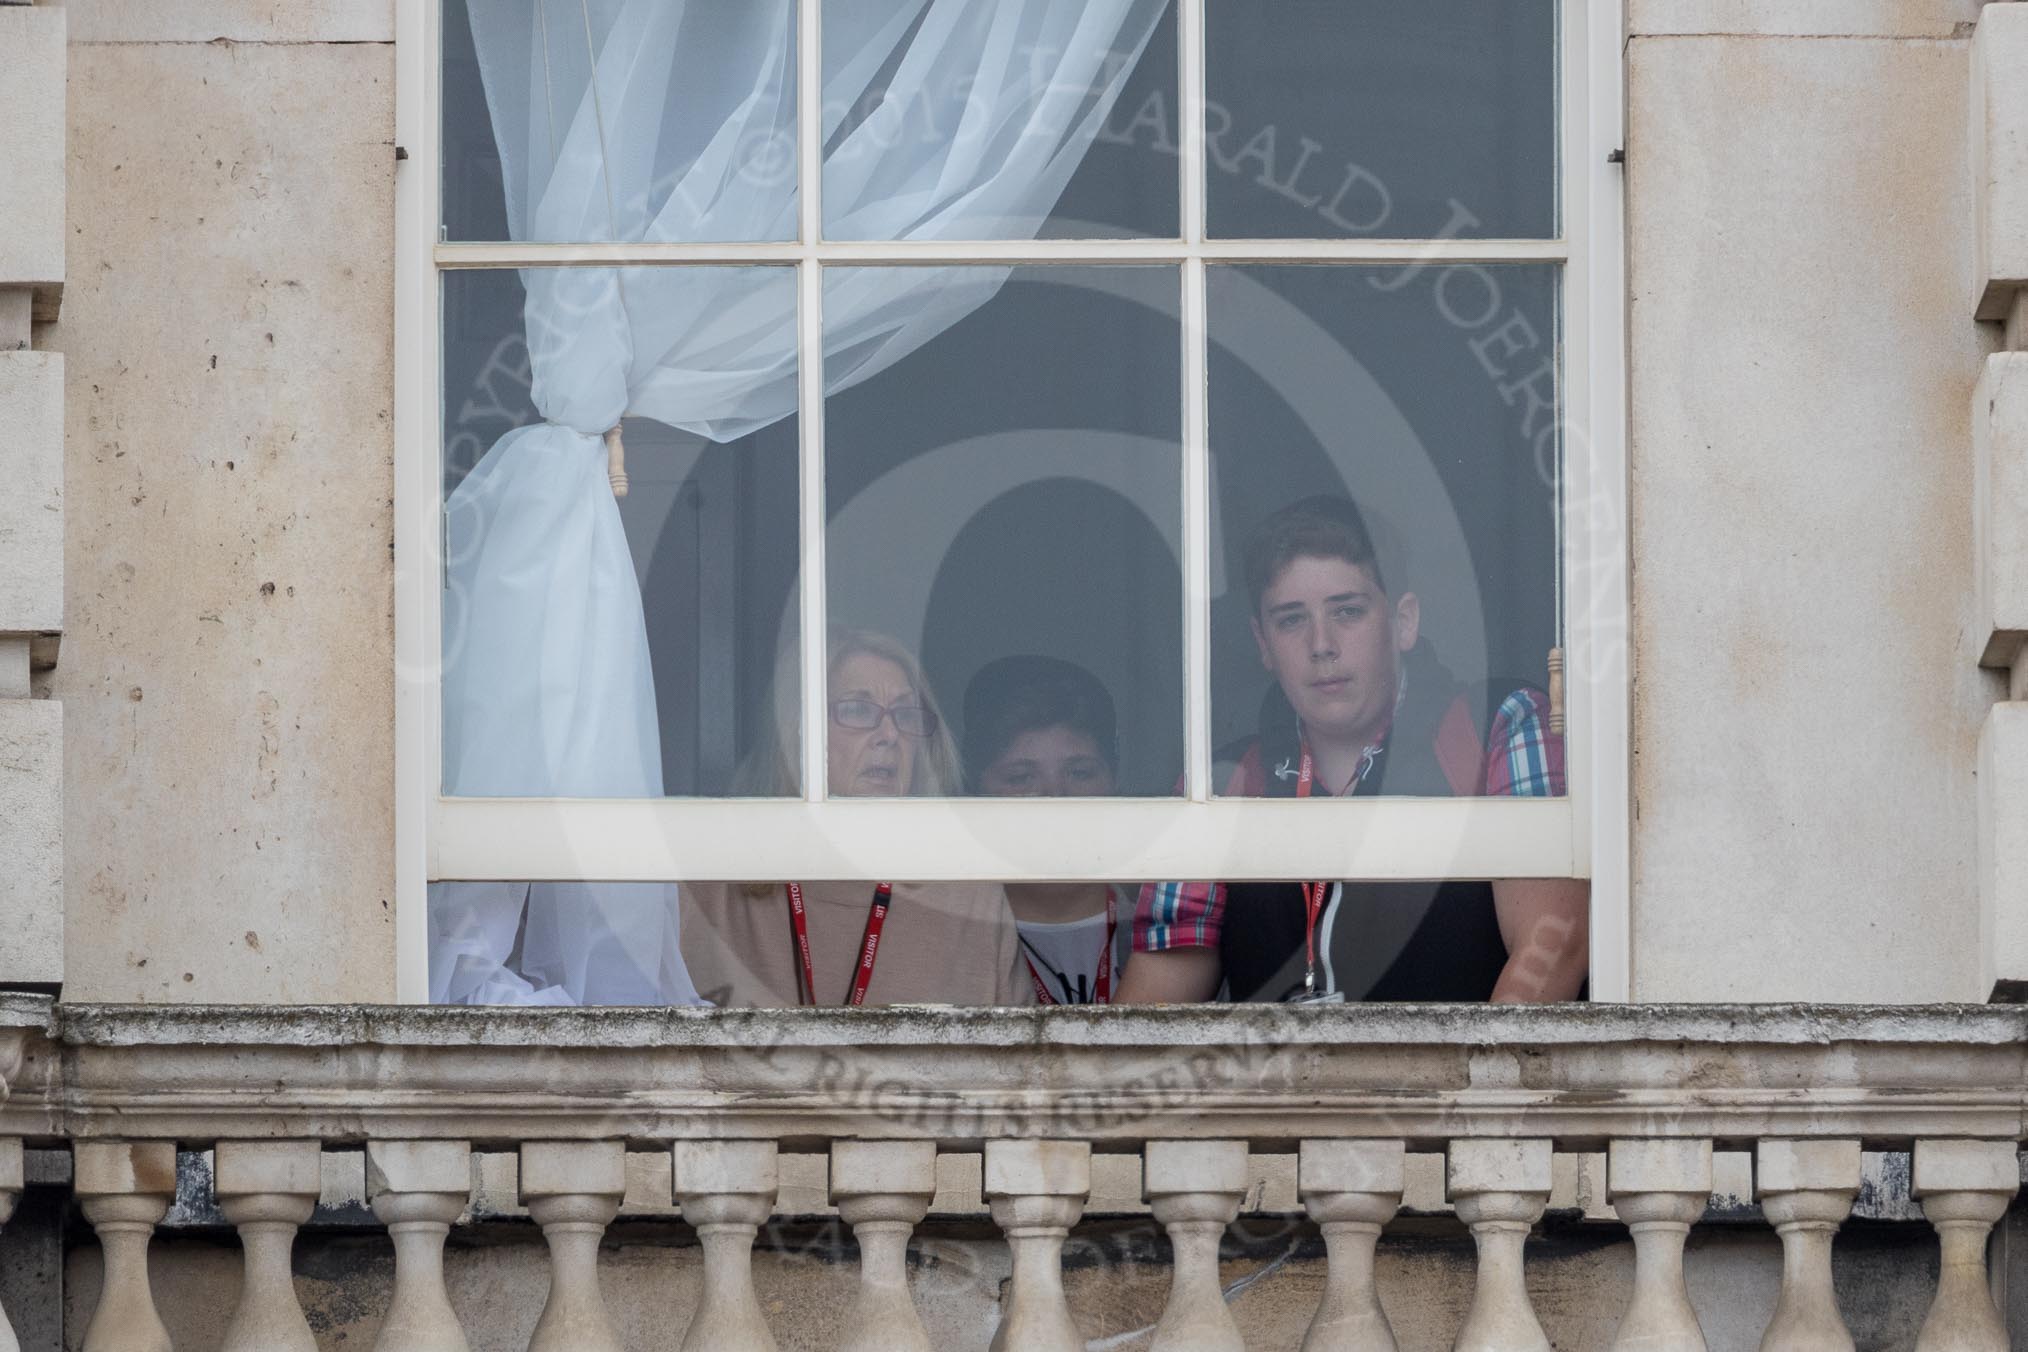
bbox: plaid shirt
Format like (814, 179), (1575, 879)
(1134, 687), (1564, 952)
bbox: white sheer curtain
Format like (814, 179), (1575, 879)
(430, 0), (1165, 1004)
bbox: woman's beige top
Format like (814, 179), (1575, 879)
(681, 881), (1036, 1008)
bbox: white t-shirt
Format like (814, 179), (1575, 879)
(1015, 892), (1133, 1004)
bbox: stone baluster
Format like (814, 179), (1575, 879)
(1754, 1139), (1860, 1352)
(1911, 1140), (2019, 1352)
(984, 1139), (1091, 1352)
(367, 1141), (473, 1352)
(1143, 1140), (1248, 1352)
(1606, 1138), (1712, 1352)
(520, 1141), (626, 1352)
(673, 1140), (780, 1352)
(0, 1138), (21, 1352)
(216, 1139), (323, 1352)
(1298, 1138), (1404, 1352)
(1447, 1138), (1553, 1352)
(75, 1140), (177, 1352)
(831, 1141), (936, 1352)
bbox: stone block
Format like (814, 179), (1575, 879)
(0, 1140), (20, 1193)
(1608, 1139), (1714, 1197)
(983, 1140), (1091, 1197)
(1976, 4), (2028, 320)
(0, 353), (63, 635)
(672, 1140), (778, 1197)
(1912, 1140), (2022, 1196)
(1977, 355), (2028, 668)
(1446, 1140), (1553, 1197)
(1142, 1140), (1248, 1197)
(1755, 1140), (1862, 1196)
(73, 1141), (177, 1198)
(0, 6), (64, 311)
(622, 1150), (676, 1213)
(0, 699), (61, 989)
(62, 0), (393, 43)
(51, 41), (396, 1004)
(830, 1141), (937, 1199)
(1631, 0), (1983, 39)
(214, 1140), (322, 1198)
(1629, 33), (1994, 1003)
(365, 1140), (470, 1198)
(518, 1141), (626, 1199)
(1299, 1140), (1406, 1196)
(1979, 704), (2028, 998)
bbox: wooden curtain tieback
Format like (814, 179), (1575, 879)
(604, 424), (628, 498)
(1546, 646), (1565, 735)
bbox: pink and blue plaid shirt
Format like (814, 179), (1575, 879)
(1134, 687), (1564, 952)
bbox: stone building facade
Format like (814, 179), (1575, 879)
(3, 0), (2028, 1348)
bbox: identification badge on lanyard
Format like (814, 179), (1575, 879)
(785, 882), (892, 1007)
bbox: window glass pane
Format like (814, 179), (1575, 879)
(1205, 0), (1557, 239)
(441, 267), (800, 798)
(821, 0), (1177, 240)
(442, 0), (798, 243)
(427, 876), (1134, 1007)
(1207, 263), (1564, 801)
(817, 265), (1184, 799)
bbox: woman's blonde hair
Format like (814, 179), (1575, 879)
(733, 626), (962, 798)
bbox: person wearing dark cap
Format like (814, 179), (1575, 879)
(963, 655), (1135, 1005)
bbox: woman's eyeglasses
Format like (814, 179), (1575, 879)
(831, 699), (938, 738)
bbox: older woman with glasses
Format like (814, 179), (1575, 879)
(681, 627), (1033, 1008)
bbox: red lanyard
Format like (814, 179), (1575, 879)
(1294, 745), (1328, 995)
(1025, 889), (1118, 1006)
(784, 883), (892, 1006)
(1293, 737), (1383, 996)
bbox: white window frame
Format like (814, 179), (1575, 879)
(391, 0), (1630, 1000)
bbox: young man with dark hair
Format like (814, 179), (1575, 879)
(1116, 495), (1590, 1005)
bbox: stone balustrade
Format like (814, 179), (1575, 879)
(0, 997), (2025, 1347)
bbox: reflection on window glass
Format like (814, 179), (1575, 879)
(440, 267), (800, 798)
(442, 0), (799, 243)
(1205, 263), (1563, 801)
(430, 874), (1133, 1008)
(1118, 261), (1584, 1008)
(821, 0), (1176, 240)
(1205, 0), (1557, 239)
(821, 265), (1184, 798)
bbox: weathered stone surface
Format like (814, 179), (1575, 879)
(0, 353), (64, 636)
(1447, 1139), (1553, 1198)
(365, 1140), (471, 1199)
(48, 40), (396, 1003)
(518, 1142), (625, 1200)
(1629, 33), (1998, 1001)
(1911, 1139), (2021, 1196)
(1975, 4), (2028, 319)
(0, 6), (65, 309)
(59, 0), (393, 44)
(0, 700), (62, 989)
(1975, 354), (2028, 667)
(1607, 1139), (1712, 1198)
(1142, 1140), (1248, 1197)
(1979, 703), (2028, 997)
(1756, 1140), (1862, 1196)
(214, 1139), (322, 1198)
(1631, 0), (1982, 38)
(984, 1141), (1091, 1198)
(73, 1140), (176, 1197)
(830, 1141), (936, 1199)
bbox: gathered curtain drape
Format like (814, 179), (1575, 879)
(429, 0), (1166, 1004)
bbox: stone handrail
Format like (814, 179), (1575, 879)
(0, 997), (2023, 1350)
